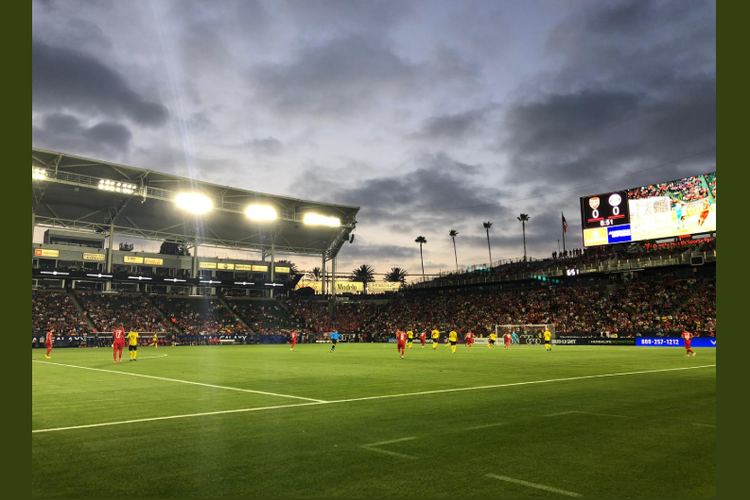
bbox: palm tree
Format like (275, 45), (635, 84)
(350, 264), (375, 293)
(517, 213), (531, 261)
(385, 267), (408, 284)
(449, 229), (459, 272)
(483, 222), (493, 266)
(415, 236), (427, 282)
(306, 267), (323, 281)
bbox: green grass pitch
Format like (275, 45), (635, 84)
(32, 344), (716, 498)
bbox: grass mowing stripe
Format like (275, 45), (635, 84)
(32, 364), (716, 434)
(32, 359), (326, 403)
(486, 474), (582, 498)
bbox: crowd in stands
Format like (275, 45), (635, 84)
(286, 300), (382, 335)
(75, 291), (173, 333)
(225, 299), (301, 335)
(364, 274), (715, 338)
(32, 290), (90, 335)
(151, 296), (250, 336)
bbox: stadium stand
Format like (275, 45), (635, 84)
(32, 290), (90, 335)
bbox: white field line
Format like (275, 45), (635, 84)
(321, 365), (717, 405)
(486, 473), (582, 498)
(32, 402), (324, 434)
(361, 437), (418, 460)
(545, 410), (629, 418)
(132, 354), (169, 360)
(467, 423), (506, 430)
(32, 364), (716, 434)
(32, 360), (325, 403)
(693, 423), (716, 428)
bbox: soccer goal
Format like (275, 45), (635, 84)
(495, 324), (555, 345)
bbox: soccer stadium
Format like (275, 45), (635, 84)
(32, 148), (716, 498)
(32, 2), (717, 497)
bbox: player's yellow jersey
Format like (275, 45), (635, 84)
(449, 331), (458, 342)
(153, 334), (158, 341)
(407, 331), (414, 339)
(489, 333), (497, 341)
(431, 330), (440, 340)
(543, 330), (552, 342)
(127, 332), (139, 346)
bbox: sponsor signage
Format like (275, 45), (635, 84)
(235, 264), (254, 271)
(34, 249), (59, 257)
(217, 263), (234, 270)
(199, 262), (217, 269)
(252, 265), (268, 272)
(336, 282), (364, 293)
(583, 228), (608, 246)
(368, 282), (402, 293)
(83, 253), (106, 262)
(636, 337), (716, 347)
(274, 266), (291, 273)
(144, 258), (163, 266)
(607, 225), (633, 244)
(123, 256), (143, 264)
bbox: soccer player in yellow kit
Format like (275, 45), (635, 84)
(448, 330), (458, 353)
(126, 331), (140, 361)
(407, 330), (414, 349)
(149, 333), (158, 348)
(543, 329), (552, 351)
(431, 329), (440, 350)
(488, 332), (497, 349)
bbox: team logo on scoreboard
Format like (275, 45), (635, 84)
(588, 197), (600, 210)
(608, 193), (622, 207)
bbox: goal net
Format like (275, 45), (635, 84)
(495, 324), (555, 345)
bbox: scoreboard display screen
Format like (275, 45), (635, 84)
(580, 191), (630, 229)
(581, 172), (716, 247)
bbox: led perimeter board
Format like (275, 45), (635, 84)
(581, 172), (716, 247)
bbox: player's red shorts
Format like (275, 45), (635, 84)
(684, 340), (691, 349)
(467, 338), (474, 344)
(45, 342), (52, 349)
(397, 341), (406, 350)
(113, 341), (124, 349)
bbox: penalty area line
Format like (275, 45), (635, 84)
(486, 474), (582, 498)
(361, 437), (418, 460)
(32, 359), (325, 403)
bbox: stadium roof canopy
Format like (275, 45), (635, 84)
(32, 148), (359, 259)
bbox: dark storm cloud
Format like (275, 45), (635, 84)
(411, 107), (495, 142)
(502, 0), (716, 192)
(248, 34), (477, 118)
(33, 113), (132, 158)
(32, 39), (168, 126)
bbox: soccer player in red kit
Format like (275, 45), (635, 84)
(290, 331), (297, 351)
(112, 326), (126, 363)
(504, 333), (512, 349)
(396, 330), (407, 359)
(465, 331), (474, 349)
(419, 331), (426, 348)
(682, 330), (696, 357)
(44, 328), (55, 359)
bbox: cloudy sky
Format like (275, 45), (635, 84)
(32, 0), (716, 278)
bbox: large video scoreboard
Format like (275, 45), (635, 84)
(581, 172), (716, 247)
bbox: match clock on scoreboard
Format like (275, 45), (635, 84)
(580, 190), (630, 229)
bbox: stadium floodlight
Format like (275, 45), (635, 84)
(175, 192), (213, 214)
(98, 179), (138, 194)
(245, 205), (277, 221)
(303, 213), (341, 227)
(32, 168), (47, 180)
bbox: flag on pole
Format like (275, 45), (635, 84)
(562, 213), (568, 233)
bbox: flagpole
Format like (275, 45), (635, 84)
(562, 212), (567, 253)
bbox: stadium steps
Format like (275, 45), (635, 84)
(217, 296), (256, 334)
(67, 290), (96, 331)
